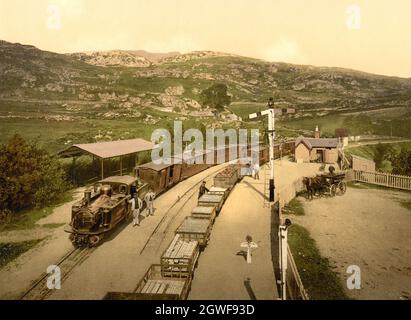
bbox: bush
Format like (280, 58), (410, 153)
(0, 134), (69, 212)
(390, 148), (411, 175)
(200, 83), (231, 112)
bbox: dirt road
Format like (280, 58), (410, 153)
(292, 187), (411, 300)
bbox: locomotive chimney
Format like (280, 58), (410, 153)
(84, 189), (92, 206)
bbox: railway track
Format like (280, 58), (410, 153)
(20, 164), (227, 299)
(20, 247), (95, 300)
(139, 163), (230, 255)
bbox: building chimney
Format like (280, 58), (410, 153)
(314, 126), (321, 139)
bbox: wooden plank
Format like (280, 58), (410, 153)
(171, 241), (183, 259)
(141, 281), (151, 294)
(151, 282), (161, 294)
(145, 280), (156, 294)
(165, 235), (180, 257)
(176, 241), (188, 259)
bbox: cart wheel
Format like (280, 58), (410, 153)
(329, 185), (337, 197)
(89, 235), (101, 247)
(337, 181), (347, 195)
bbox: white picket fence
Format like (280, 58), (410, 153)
(353, 170), (411, 191)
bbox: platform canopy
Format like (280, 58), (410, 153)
(58, 138), (155, 160)
(58, 138), (157, 180)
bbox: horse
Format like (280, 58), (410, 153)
(303, 176), (325, 200)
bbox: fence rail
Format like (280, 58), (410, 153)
(286, 245), (309, 300)
(353, 170), (411, 191)
(277, 179), (309, 300)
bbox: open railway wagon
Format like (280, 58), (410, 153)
(213, 164), (241, 190)
(160, 234), (200, 278)
(176, 216), (212, 248)
(198, 194), (225, 214)
(208, 186), (230, 201)
(104, 264), (192, 300)
(191, 206), (217, 223)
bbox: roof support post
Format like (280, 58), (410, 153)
(120, 156), (123, 176)
(101, 158), (104, 180)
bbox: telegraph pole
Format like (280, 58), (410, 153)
(267, 98), (276, 202)
(249, 97), (276, 202)
(249, 98), (296, 300)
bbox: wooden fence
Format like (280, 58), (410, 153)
(277, 180), (309, 300)
(353, 170), (411, 191)
(286, 245), (309, 300)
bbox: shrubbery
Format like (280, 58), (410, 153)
(0, 134), (69, 214)
(200, 83), (231, 112)
(390, 148), (411, 175)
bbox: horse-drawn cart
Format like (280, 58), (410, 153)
(322, 173), (347, 196)
(303, 172), (347, 199)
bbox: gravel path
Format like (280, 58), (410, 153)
(292, 187), (411, 300)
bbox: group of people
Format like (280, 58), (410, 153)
(128, 188), (156, 227)
(246, 162), (261, 180)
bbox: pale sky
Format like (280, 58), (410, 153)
(0, 0), (410, 77)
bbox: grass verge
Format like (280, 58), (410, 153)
(288, 224), (350, 300)
(0, 191), (74, 233)
(399, 201), (411, 211)
(283, 198), (305, 216)
(347, 181), (411, 193)
(0, 239), (43, 268)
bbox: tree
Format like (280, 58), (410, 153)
(373, 143), (392, 170)
(390, 148), (411, 175)
(200, 83), (231, 112)
(0, 134), (68, 213)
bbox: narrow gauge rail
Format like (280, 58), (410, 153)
(20, 247), (95, 300)
(104, 163), (246, 300)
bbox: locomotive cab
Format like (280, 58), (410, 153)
(65, 175), (149, 247)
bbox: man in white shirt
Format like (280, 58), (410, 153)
(254, 162), (260, 180)
(129, 196), (143, 227)
(144, 190), (156, 216)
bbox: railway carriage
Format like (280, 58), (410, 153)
(136, 160), (182, 195)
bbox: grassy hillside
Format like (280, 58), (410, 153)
(1, 40), (411, 153)
(345, 141), (411, 172)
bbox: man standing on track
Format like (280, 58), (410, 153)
(145, 189), (156, 216)
(198, 181), (209, 199)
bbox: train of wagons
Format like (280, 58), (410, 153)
(104, 162), (246, 300)
(65, 142), (295, 247)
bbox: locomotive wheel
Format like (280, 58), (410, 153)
(329, 185), (337, 197)
(89, 235), (101, 247)
(337, 181), (347, 195)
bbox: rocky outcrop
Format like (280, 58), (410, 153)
(70, 51), (152, 67)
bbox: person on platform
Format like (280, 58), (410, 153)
(144, 189), (156, 216)
(129, 196), (143, 227)
(254, 162), (260, 180)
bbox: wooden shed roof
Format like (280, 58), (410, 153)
(58, 138), (156, 159)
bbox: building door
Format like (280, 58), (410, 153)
(316, 150), (324, 163)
